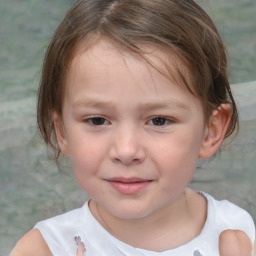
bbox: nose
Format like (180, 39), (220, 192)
(109, 125), (146, 165)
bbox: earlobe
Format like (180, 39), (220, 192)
(199, 104), (231, 159)
(53, 112), (69, 156)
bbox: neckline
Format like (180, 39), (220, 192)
(82, 191), (212, 254)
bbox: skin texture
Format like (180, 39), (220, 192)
(219, 230), (253, 256)
(56, 40), (213, 250)
(54, 39), (230, 250)
(10, 40), (253, 255)
(10, 229), (51, 256)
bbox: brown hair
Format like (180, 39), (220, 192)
(37, 0), (238, 159)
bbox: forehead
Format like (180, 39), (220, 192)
(62, 39), (203, 117)
(67, 38), (194, 93)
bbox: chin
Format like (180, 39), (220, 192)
(107, 203), (155, 220)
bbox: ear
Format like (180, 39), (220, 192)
(53, 112), (69, 156)
(199, 104), (231, 158)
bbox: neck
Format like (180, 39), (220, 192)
(89, 189), (206, 251)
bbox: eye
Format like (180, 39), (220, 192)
(148, 116), (171, 126)
(85, 117), (109, 126)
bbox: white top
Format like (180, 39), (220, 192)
(34, 192), (255, 256)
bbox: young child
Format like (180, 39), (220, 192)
(11, 0), (255, 255)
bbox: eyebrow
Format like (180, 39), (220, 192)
(73, 99), (116, 109)
(72, 98), (190, 112)
(137, 101), (190, 112)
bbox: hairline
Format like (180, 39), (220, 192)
(61, 32), (201, 113)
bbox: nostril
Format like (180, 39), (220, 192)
(112, 156), (143, 165)
(109, 145), (146, 165)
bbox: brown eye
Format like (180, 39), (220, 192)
(88, 117), (108, 125)
(151, 117), (168, 126)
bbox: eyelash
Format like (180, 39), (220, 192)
(147, 116), (173, 127)
(83, 116), (110, 126)
(83, 116), (173, 127)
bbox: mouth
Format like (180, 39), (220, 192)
(105, 177), (153, 195)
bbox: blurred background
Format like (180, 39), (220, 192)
(0, 0), (256, 254)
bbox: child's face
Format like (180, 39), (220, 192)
(56, 39), (208, 219)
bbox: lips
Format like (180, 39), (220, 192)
(105, 177), (152, 195)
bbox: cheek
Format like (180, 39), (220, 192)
(157, 130), (202, 159)
(71, 144), (102, 170)
(152, 130), (202, 177)
(70, 147), (103, 194)
(67, 135), (106, 180)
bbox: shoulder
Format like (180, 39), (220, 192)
(34, 203), (86, 234)
(219, 229), (253, 256)
(203, 192), (255, 243)
(10, 201), (94, 256)
(209, 193), (254, 225)
(202, 191), (253, 222)
(10, 229), (52, 256)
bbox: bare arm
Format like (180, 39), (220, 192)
(219, 230), (253, 256)
(10, 229), (52, 256)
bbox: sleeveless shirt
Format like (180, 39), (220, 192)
(34, 192), (255, 256)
